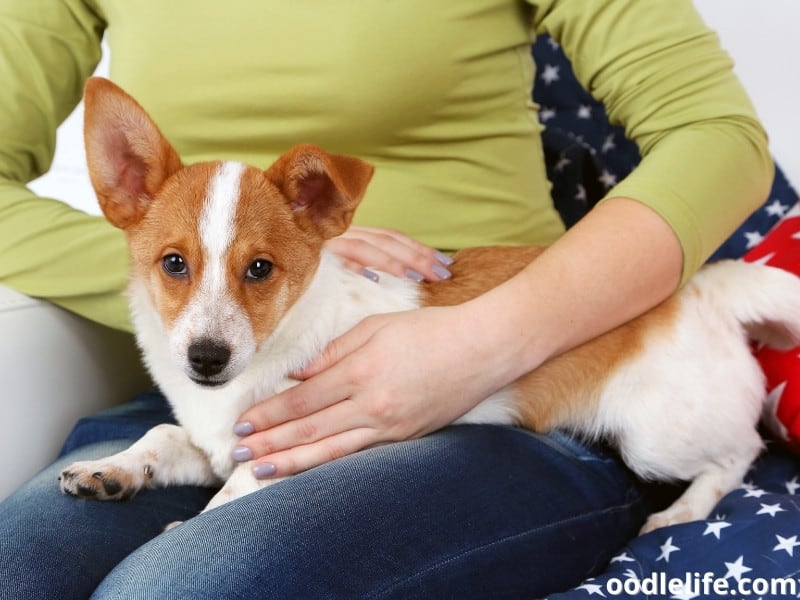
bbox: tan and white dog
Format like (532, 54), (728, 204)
(61, 77), (800, 533)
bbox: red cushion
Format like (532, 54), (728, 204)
(743, 206), (800, 449)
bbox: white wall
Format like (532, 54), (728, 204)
(694, 0), (800, 188)
(30, 2), (800, 213)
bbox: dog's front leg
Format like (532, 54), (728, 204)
(200, 463), (287, 513)
(60, 424), (221, 501)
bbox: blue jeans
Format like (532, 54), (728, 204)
(0, 391), (649, 599)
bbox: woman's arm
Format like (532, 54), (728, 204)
(0, 1), (137, 331)
(529, 0), (773, 281)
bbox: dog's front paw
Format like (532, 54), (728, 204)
(59, 460), (152, 501)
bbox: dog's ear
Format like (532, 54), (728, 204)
(266, 144), (375, 239)
(83, 77), (182, 229)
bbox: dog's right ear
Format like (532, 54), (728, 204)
(83, 77), (182, 229)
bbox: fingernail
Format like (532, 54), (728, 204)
(232, 446), (253, 462)
(434, 251), (454, 266)
(233, 422), (254, 436)
(360, 268), (380, 283)
(252, 463), (277, 479)
(432, 264), (452, 280)
(404, 268), (425, 282)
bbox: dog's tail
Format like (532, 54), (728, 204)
(694, 259), (800, 349)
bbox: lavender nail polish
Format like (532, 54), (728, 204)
(432, 264), (452, 280)
(434, 251), (454, 266)
(232, 446), (253, 462)
(252, 463), (277, 479)
(404, 268), (425, 283)
(233, 422), (254, 436)
(360, 268), (380, 283)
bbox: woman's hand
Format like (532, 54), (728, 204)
(232, 304), (520, 479)
(326, 225), (453, 282)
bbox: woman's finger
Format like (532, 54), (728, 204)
(235, 396), (361, 460)
(346, 226), (433, 258)
(326, 228), (453, 282)
(248, 428), (378, 479)
(234, 371), (341, 433)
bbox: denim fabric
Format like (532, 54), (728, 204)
(0, 392), (647, 599)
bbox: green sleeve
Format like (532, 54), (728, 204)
(0, 0), (133, 332)
(529, 0), (774, 283)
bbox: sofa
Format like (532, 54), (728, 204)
(0, 284), (150, 500)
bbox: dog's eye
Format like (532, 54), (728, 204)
(162, 254), (188, 276)
(246, 259), (273, 281)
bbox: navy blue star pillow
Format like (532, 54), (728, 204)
(547, 445), (800, 600)
(531, 36), (800, 258)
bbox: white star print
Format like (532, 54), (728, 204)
(749, 252), (776, 266)
(756, 502), (786, 517)
(744, 230), (765, 248)
(784, 204), (800, 218)
(547, 37), (560, 50)
(743, 487), (768, 499)
(555, 156), (571, 172)
(763, 382), (790, 440)
(540, 64), (560, 85)
(576, 582), (606, 596)
(670, 582), (700, 600)
(774, 534), (800, 557)
(598, 169), (617, 189)
(723, 555), (752, 581)
(702, 520), (732, 539)
(787, 476), (800, 495)
(575, 184), (587, 203)
(540, 107), (556, 122)
(657, 536), (680, 563)
(765, 198), (790, 217)
(622, 569), (638, 580)
(577, 104), (592, 119)
(601, 134), (616, 153)
(610, 551), (635, 563)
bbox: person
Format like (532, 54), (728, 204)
(0, 1), (773, 598)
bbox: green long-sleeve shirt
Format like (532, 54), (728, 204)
(0, 0), (773, 332)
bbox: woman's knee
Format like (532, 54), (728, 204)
(0, 440), (215, 600)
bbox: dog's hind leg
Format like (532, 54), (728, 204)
(639, 448), (759, 534)
(60, 424), (221, 501)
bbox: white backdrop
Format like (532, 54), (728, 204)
(30, 1), (800, 214)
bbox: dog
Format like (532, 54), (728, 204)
(60, 77), (800, 534)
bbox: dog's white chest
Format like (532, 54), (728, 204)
(131, 252), (422, 479)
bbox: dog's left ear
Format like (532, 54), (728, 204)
(266, 144), (375, 239)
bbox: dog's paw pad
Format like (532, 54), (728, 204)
(59, 463), (139, 501)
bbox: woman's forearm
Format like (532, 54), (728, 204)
(460, 197), (683, 385)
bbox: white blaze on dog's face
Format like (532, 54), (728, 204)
(135, 160), (313, 387)
(82, 77), (374, 388)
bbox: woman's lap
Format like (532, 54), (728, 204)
(0, 393), (647, 599)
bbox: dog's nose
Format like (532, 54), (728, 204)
(187, 340), (231, 378)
